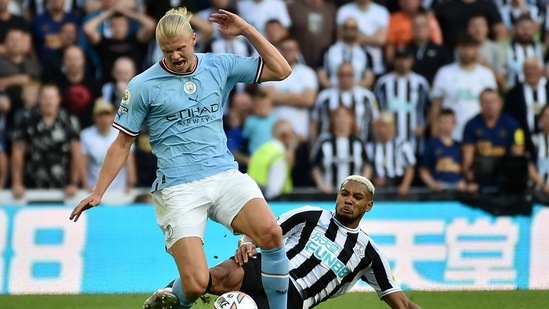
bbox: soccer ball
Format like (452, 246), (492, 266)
(213, 291), (258, 309)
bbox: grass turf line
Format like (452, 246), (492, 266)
(0, 290), (547, 309)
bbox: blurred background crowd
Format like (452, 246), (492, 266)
(2, 0), (549, 205)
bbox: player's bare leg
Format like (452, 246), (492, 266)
(169, 237), (211, 308)
(231, 198), (288, 309)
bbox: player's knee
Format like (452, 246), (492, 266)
(181, 276), (209, 300)
(255, 223), (283, 249)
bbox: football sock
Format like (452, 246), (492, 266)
(261, 246), (289, 309)
(171, 277), (195, 308)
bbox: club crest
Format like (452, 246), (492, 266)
(121, 89), (131, 104)
(184, 81), (197, 94)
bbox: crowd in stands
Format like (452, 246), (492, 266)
(3, 0), (549, 203)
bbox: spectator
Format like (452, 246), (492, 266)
(374, 46), (430, 153)
(435, 0), (506, 54)
(144, 0), (207, 24)
(247, 119), (298, 200)
(223, 92), (252, 172)
(14, 79), (40, 125)
(499, 0), (541, 31)
(194, 0), (234, 47)
(429, 34), (497, 141)
(81, 98), (136, 192)
(311, 106), (370, 194)
(237, 0), (291, 35)
(462, 88), (525, 190)
(42, 21), (92, 82)
(264, 19), (289, 46)
(23, 0), (85, 19)
(287, 0), (337, 69)
(336, 0), (389, 75)
(0, 0), (29, 55)
(0, 92), (9, 188)
(467, 14), (507, 89)
(506, 14), (543, 89)
(317, 17), (374, 89)
(203, 27), (253, 57)
(260, 37), (318, 141)
(419, 108), (469, 192)
(30, 0), (80, 63)
(367, 112), (416, 196)
(83, 1), (155, 82)
(385, 0), (442, 63)
(530, 105), (549, 202)
(337, 0), (389, 76)
(407, 11), (452, 85)
(101, 56), (136, 107)
(242, 90), (277, 155)
(310, 62), (379, 145)
(0, 28), (40, 130)
(50, 45), (100, 129)
(10, 83), (82, 198)
(504, 57), (548, 159)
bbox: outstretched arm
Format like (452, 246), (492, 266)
(70, 131), (136, 222)
(209, 9), (291, 82)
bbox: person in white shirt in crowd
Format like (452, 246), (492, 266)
(80, 98), (136, 191)
(260, 36), (318, 141)
(336, 0), (389, 76)
(429, 33), (497, 141)
(467, 14), (508, 90)
(237, 0), (291, 35)
(317, 16), (374, 89)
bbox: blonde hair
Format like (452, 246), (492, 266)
(340, 175), (375, 197)
(156, 7), (194, 41)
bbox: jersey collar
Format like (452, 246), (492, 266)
(160, 55), (199, 76)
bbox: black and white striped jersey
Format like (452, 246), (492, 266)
(278, 206), (401, 309)
(311, 86), (379, 143)
(366, 138), (416, 179)
(322, 41), (374, 86)
(507, 41), (544, 88)
(374, 71), (430, 152)
(310, 134), (369, 188)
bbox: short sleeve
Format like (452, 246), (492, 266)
(222, 54), (264, 86)
(112, 79), (149, 136)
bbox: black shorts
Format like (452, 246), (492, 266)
(233, 253), (302, 309)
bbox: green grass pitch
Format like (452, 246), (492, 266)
(0, 290), (548, 309)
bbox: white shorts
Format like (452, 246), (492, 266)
(152, 169), (264, 249)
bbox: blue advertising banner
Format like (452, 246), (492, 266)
(0, 202), (548, 294)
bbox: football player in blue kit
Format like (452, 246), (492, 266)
(70, 7), (292, 309)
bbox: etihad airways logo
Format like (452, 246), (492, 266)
(165, 103), (220, 126)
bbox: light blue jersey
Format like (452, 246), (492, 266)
(113, 53), (264, 191)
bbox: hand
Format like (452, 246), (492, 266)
(70, 192), (101, 222)
(234, 242), (257, 266)
(319, 183), (334, 194)
(12, 183), (25, 199)
(209, 9), (251, 37)
(397, 184), (410, 196)
(430, 182), (443, 192)
(65, 184), (77, 197)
